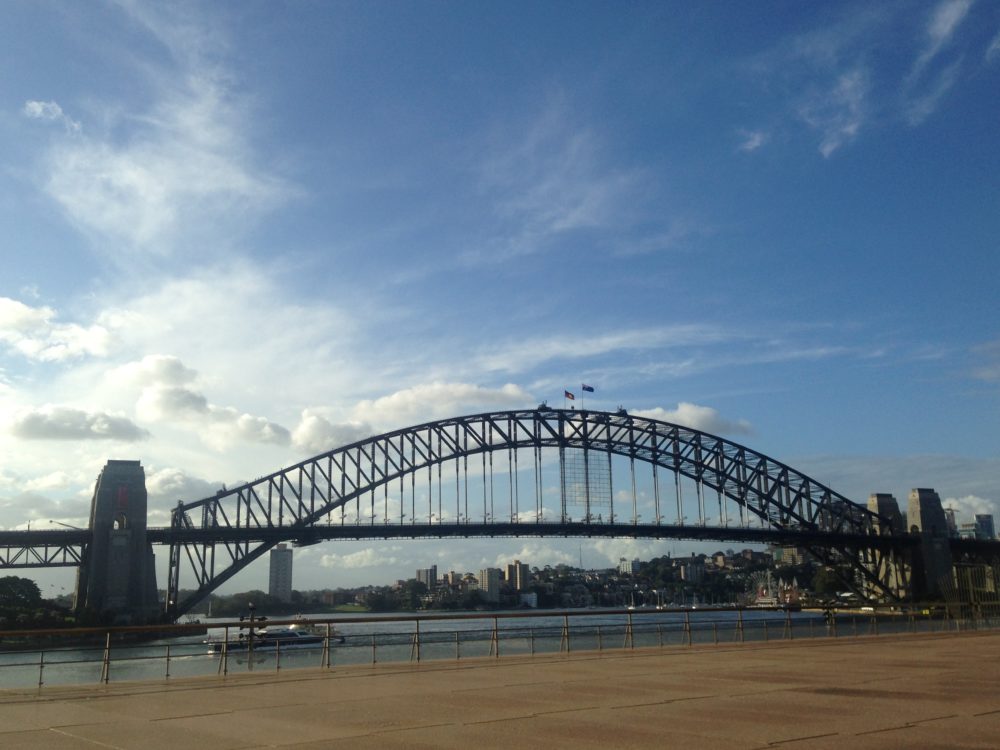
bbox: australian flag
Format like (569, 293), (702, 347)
(582, 384), (595, 393)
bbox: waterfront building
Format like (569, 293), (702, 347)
(505, 560), (530, 590)
(478, 568), (502, 602)
(944, 507), (958, 536)
(268, 543), (293, 602)
(618, 557), (639, 575)
(417, 565), (438, 590)
(959, 522), (979, 539)
(976, 514), (996, 540)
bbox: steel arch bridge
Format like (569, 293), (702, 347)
(162, 407), (914, 618)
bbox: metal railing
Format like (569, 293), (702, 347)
(2, 603), (998, 690)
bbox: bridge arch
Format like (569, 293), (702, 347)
(165, 408), (904, 617)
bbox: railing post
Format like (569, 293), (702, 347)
(713, 621), (718, 645)
(736, 609), (744, 643)
(658, 624), (663, 648)
(763, 619), (769, 642)
(852, 616), (858, 637)
(165, 645), (171, 680)
(872, 614), (878, 637)
(456, 631), (461, 661)
(37, 652), (44, 689)
(785, 610), (792, 640)
(684, 611), (692, 646)
(490, 616), (500, 658)
(275, 640), (281, 672)
(322, 623), (331, 669)
(597, 624), (603, 651)
(371, 633), (377, 664)
(410, 620), (421, 662)
(530, 627), (535, 656)
(624, 612), (634, 650)
(100, 632), (111, 684)
(560, 614), (570, 653)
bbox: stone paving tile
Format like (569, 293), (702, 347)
(2, 632), (999, 749)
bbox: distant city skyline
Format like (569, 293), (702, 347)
(1, 1), (998, 594)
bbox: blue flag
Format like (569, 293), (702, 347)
(581, 384), (595, 393)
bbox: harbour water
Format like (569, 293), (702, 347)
(0, 607), (950, 690)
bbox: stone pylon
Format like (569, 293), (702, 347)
(74, 460), (160, 623)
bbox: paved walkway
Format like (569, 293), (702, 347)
(1, 632), (998, 749)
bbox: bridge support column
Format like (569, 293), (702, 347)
(74, 460), (159, 623)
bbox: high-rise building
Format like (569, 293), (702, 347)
(505, 560), (530, 591)
(975, 514), (996, 540)
(618, 557), (639, 575)
(416, 565), (438, 590)
(944, 508), (958, 536)
(269, 544), (293, 602)
(478, 568), (502, 602)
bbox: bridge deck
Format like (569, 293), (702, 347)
(2, 631), (998, 748)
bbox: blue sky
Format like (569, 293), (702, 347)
(1, 1), (998, 594)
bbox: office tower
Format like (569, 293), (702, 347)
(269, 543), (293, 602)
(478, 568), (502, 602)
(975, 514), (996, 540)
(416, 565), (438, 590)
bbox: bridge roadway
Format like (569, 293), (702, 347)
(0, 520), (932, 569)
(10, 521), (1000, 568)
(1, 631), (998, 749)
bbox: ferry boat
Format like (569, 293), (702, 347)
(206, 622), (345, 654)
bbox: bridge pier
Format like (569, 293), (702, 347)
(74, 460), (160, 624)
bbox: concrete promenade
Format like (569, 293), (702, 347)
(1, 631), (998, 749)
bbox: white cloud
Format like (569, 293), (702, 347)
(138, 384), (290, 449)
(905, 59), (963, 125)
(10, 405), (149, 441)
(468, 99), (645, 262)
(900, 1), (972, 125)
(476, 325), (727, 374)
(911, 0), (973, 78)
(292, 410), (373, 455)
(798, 68), (868, 158)
(109, 354), (197, 387)
(942, 494), (998, 524)
(27, 8), (289, 258)
(737, 129), (768, 153)
(351, 382), (532, 430)
(23, 471), (74, 493)
(970, 340), (1000, 382)
(987, 29), (1000, 63)
(22, 100), (80, 132)
(632, 403), (753, 436)
(0, 297), (110, 361)
(320, 546), (402, 570)
(145, 466), (218, 505)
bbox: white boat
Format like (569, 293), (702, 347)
(206, 623), (344, 654)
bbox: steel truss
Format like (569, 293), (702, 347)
(164, 409), (913, 617)
(0, 529), (89, 568)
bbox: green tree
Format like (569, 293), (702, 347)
(0, 576), (42, 609)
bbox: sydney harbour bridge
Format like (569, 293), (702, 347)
(1, 407), (998, 622)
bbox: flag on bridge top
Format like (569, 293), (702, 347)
(564, 390), (575, 400)
(582, 384), (595, 393)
